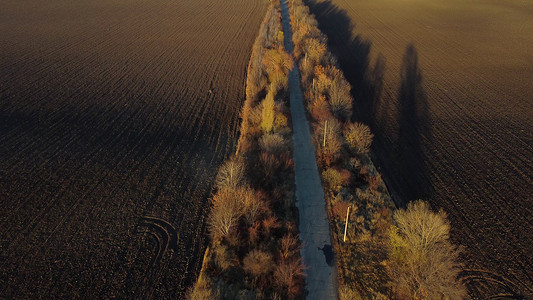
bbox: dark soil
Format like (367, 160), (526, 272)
(0, 0), (266, 297)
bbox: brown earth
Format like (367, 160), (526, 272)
(305, 0), (533, 297)
(0, 0), (266, 297)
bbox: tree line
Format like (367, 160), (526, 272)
(287, 0), (465, 298)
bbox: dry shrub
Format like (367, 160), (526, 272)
(263, 47), (293, 87)
(274, 258), (305, 299)
(187, 272), (219, 300)
(368, 173), (382, 192)
(248, 221), (262, 246)
(214, 244), (236, 271)
(303, 38), (326, 65)
(314, 64), (326, 78)
(292, 25), (310, 59)
(243, 249), (274, 277)
(237, 134), (254, 155)
(314, 65), (333, 95)
(310, 94), (333, 121)
(339, 168), (351, 185)
(248, 101), (264, 127)
(300, 59), (314, 86)
(315, 119), (342, 167)
(328, 77), (352, 120)
(242, 190), (265, 226)
(215, 157), (246, 190)
(374, 206), (393, 234)
(246, 46), (266, 105)
(291, 6), (322, 58)
(348, 157), (362, 172)
(260, 133), (287, 154)
(359, 164), (370, 177)
(262, 216), (281, 238)
(274, 103), (289, 131)
(259, 151), (282, 180)
(333, 200), (350, 219)
(240, 103), (253, 139)
(280, 234), (300, 262)
(291, 4), (311, 26)
(259, 91), (289, 135)
(339, 285), (362, 300)
(245, 2), (279, 107)
(264, 6), (282, 47)
(390, 200), (466, 299)
(279, 152), (294, 170)
(261, 90), (276, 133)
(344, 122), (374, 155)
(322, 168), (343, 193)
(291, 8), (315, 57)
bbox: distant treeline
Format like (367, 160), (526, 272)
(189, 2), (304, 299)
(287, 0), (466, 298)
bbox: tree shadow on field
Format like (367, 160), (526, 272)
(395, 44), (433, 205)
(306, 0), (432, 206)
(305, 0), (384, 127)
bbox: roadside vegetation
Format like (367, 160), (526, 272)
(287, 0), (466, 298)
(189, 2), (304, 299)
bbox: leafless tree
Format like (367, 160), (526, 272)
(215, 156), (246, 190)
(389, 200), (466, 299)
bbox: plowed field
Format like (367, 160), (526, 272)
(0, 0), (266, 297)
(306, 0), (533, 297)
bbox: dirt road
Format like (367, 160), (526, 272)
(280, 0), (338, 298)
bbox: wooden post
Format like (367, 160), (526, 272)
(323, 120), (328, 148)
(343, 205), (351, 242)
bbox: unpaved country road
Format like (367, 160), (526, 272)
(280, 0), (338, 298)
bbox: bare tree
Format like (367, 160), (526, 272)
(274, 258), (305, 299)
(215, 156), (246, 190)
(389, 200), (466, 299)
(208, 188), (246, 241)
(280, 234), (300, 262)
(241, 189), (265, 226)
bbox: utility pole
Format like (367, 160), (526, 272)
(343, 205), (351, 242)
(323, 120), (328, 148)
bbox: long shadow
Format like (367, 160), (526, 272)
(306, 0), (432, 206)
(395, 44), (433, 205)
(305, 0), (380, 127)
